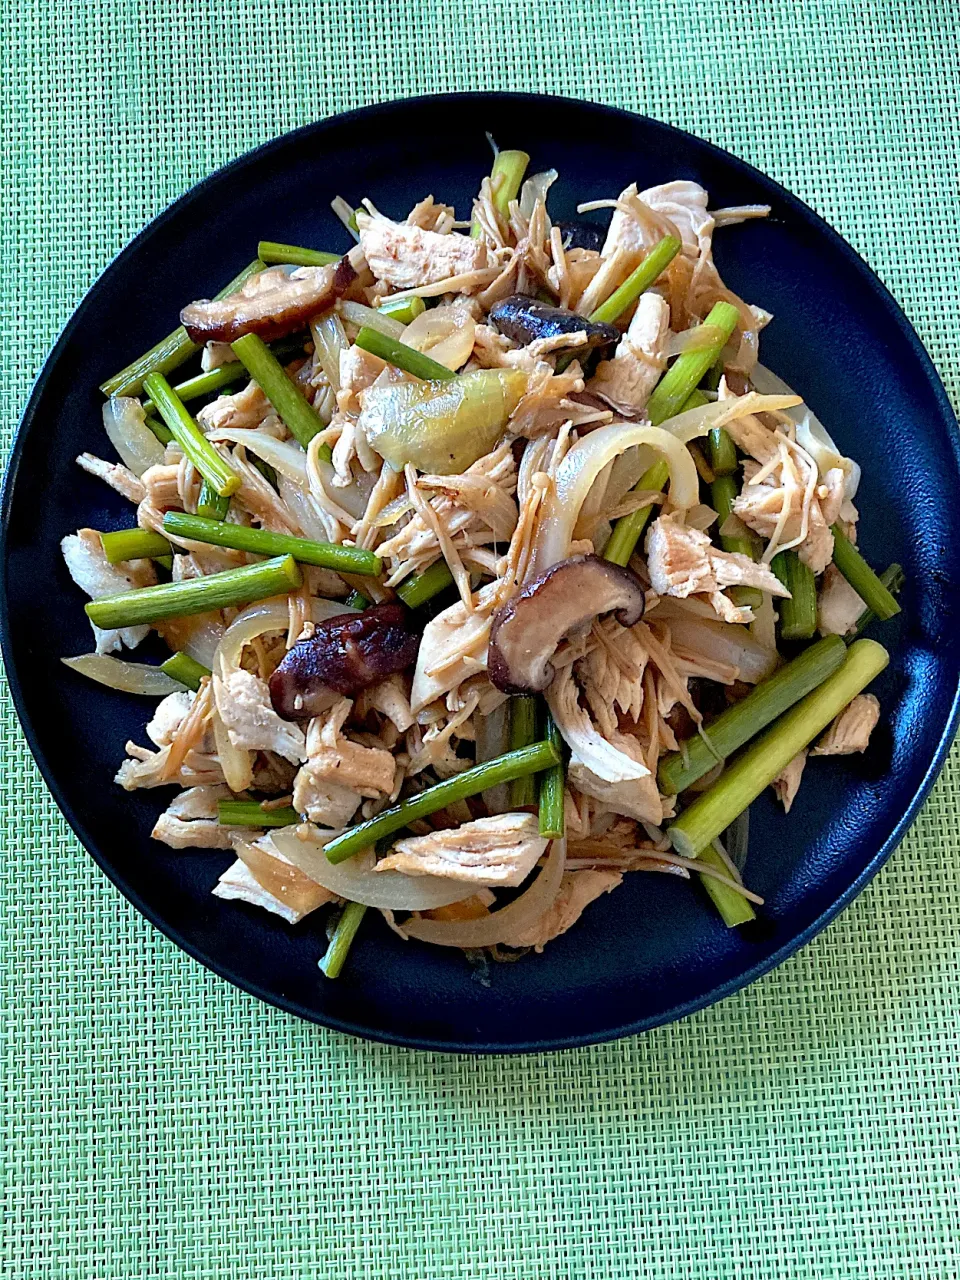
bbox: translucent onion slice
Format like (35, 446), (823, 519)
(401, 306), (477, 371)
(403, 839), (566, 947)
(519, 169), (558, 222)
(750, 363), (861, 499)
(339, 300), (405, 339)
(102, 397), (165, 477)
(532, 423), (700, 572)
(269, 830), (477, 911)
(665, 324), (725, 358)
(204, 428), (307, 484)
(61, 654), (182, 696)
(311, 314), (348, 392)
(214, 597), (359, 675)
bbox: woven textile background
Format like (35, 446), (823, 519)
(4, 1), (960, 1276)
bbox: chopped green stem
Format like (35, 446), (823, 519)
(160, 651), (212, 691)
(831, 524), (901, 621)
(318, 901), (368, 979)
(258, 241), (340, 267)
(353, 325), (456, 381)
(231, 332), (327, 449)
(379, 295), (425, 325)
(144, 415), (173, 445)
(323, 740), (561, 864)
(85, 554), (302, 629)
(772, 550), (817, 641)
(682, 389), (710, 411)
(603, 459), (670, 567)
(699, 844), (756, 927)
(509, 696), (538, 807)
(142, 338), (309, 415)
(708, 427), (738, 476)
(99, 528), (171, 565)
(217, 800), (300, 828)
(588, 235), (682, 325)
(668, 639), (889, 856)
(658, 634), (847, 794)
(472, 149), (530, 236)
(345, 590), (370, 610)
(538, 712), (566, 839)
(100, 258), (264, 397)
(142, 373), (240, 498)
(646, 301), (741, 425)
(163, 512), (382, 576)
(395, 561), (455, 609)
(852, 564), (905, 639)
(197, 480), (230, 522)
(711, 474), (762, 609)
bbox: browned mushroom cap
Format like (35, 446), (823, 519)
(269, 603), (420, 719)
(488, 555), (646, 694)
(489, 295), (621, 358)
(181, 258), (359, 344)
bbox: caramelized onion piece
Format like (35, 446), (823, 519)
(488, 554), (645, 694)
(489, 294), (619, 357)
(181, 258), (358, 344)
(269, 603), (419, 718)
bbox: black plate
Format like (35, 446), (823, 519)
(3, 94), (959, 1053)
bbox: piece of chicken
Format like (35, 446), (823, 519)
(376, 813), (547, 887)
(498, 869), (623, 951)
(293, 698), (395, 827)
(817, 564), (866, 636)
(812, 694), (880, 756)
(75, 453), (146, 504)
(588, 293), (670, 414)
(214, 669), (306, 764)
(61, 528), (156, 655)
(151, 785), (235, 850)
(645, 514), (789, 622)
(213, 852), (334, 924)
(771, 750), (807, 813)
(358, 213), (488, 291)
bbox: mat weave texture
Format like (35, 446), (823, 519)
(4, 2), (960, 1276)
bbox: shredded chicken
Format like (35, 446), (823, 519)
(61, 528), (156, 655)
(151, 785), (235, 849)
(772, 751), (807, 813)
(214, 669), (306, 763)
(76, 453), (146, 504)
(358, 212), (489, 291)
(293, 698), (395, 826)
(646, 514), (788, 622)
(589, 293), (670, 414)
(377, 813), (547, 887)
(818, 564), (865, 636)
(812, 694), (880, 756)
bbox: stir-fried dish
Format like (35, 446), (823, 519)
(63, 145), (902, 978)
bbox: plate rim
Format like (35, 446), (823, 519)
(3, 90), (959, 1053)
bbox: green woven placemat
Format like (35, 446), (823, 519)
(4, 2), (959, 1276)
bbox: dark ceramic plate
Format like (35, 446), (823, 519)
(3, 94), (959, 1052)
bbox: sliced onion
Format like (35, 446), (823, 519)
(204, 428), (307, 484)
(519, 169), (558, 221)
(532, 423), (700, 571)
(311, 314), (348, 392)
(401, 306), (477, 371)
(665, 325), (725, 357)
(649, 600), (778, 684)
(180, 616), (226, 668)
(331, 195), (361, 242)
(339, 300), (404, 339)
(750, 363), (861, 499)
(269, 829), (476, 910)
(214, 598), (359, 675)
(213, 703), (253, 792)
(102, 397), (165, 477)
(61, 654), (182, 695)
(403, 839), (566, 947)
